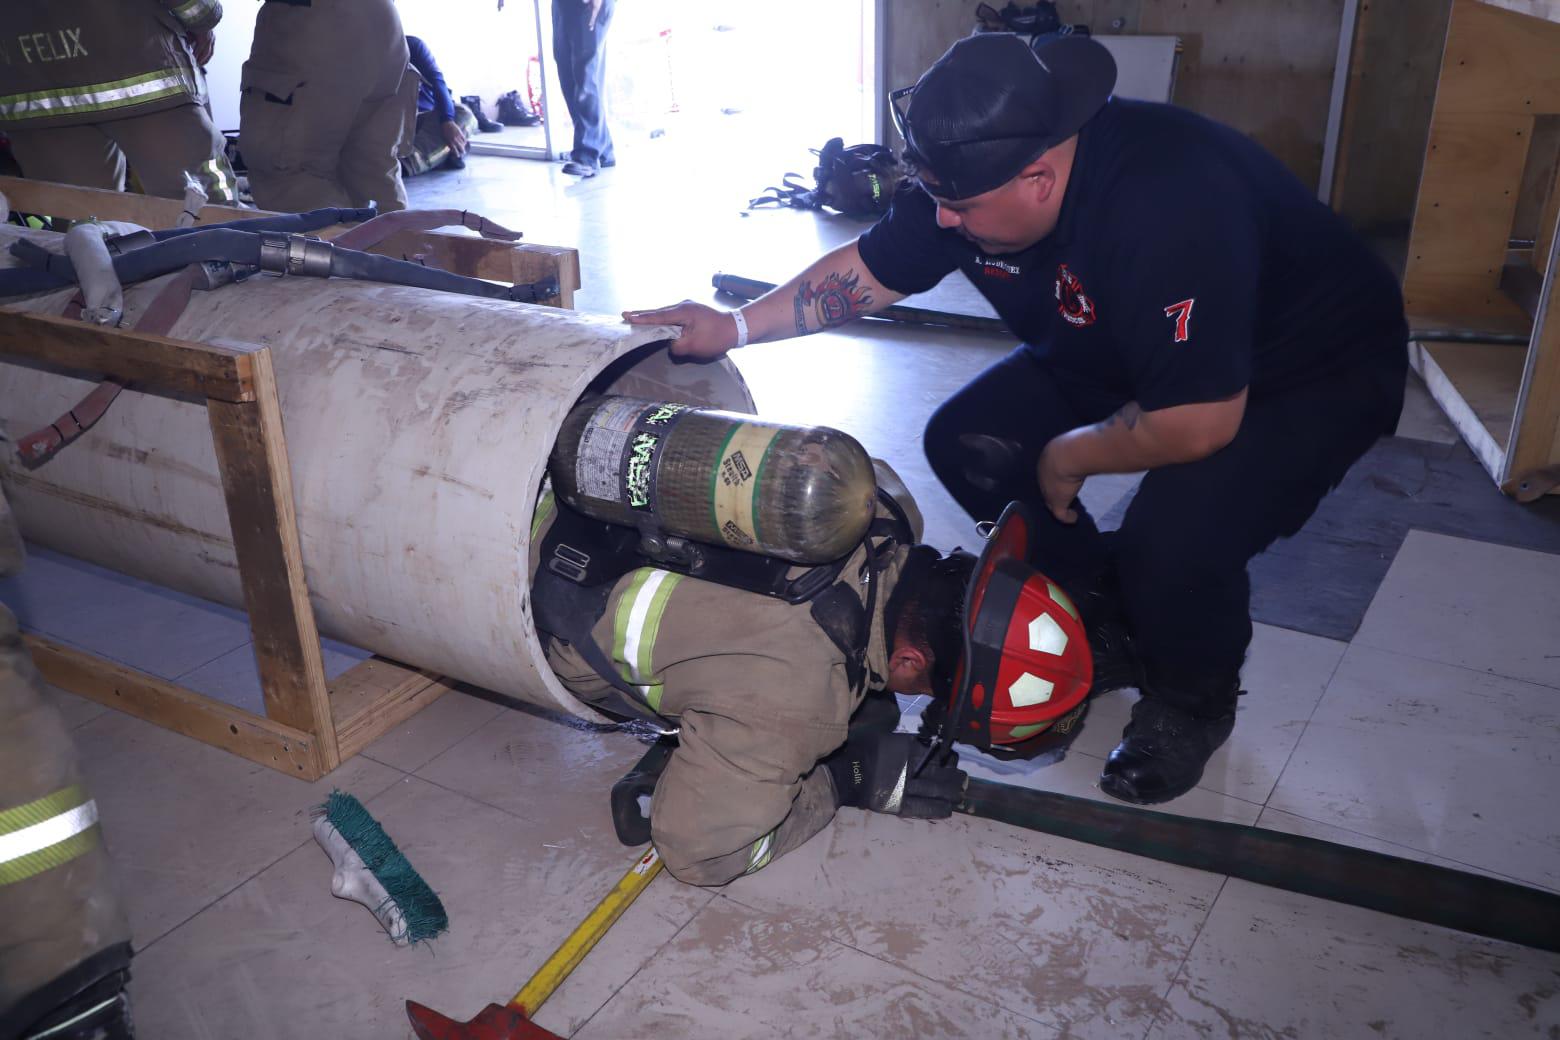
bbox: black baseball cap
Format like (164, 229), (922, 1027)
(891, 33), (1117, 200)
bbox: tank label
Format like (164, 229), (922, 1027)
(711, 423), (781, 549)
(574, 399), (690, 508)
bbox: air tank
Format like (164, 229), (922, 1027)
(549, 395), (878, 564)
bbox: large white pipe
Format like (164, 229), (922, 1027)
(0, 225), (754, 717)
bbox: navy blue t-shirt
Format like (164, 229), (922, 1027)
(407, 36), (455, 123)
(858, 99), (1407, 411)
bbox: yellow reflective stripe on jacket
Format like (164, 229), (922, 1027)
(744, 828), (777, 875)
(169, 0), (222, 30)
(0, 785), (101, 886)
(0, 68), (194, 122)
(612, 568), (682, 712)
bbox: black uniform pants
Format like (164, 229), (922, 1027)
(924, 341), (1406, 716)
(552, 0), (615, 168)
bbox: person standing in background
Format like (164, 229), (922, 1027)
(240, 0), (413, 212)
(552, 0), (615, 177)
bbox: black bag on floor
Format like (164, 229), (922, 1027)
(749, 137), (904, 220)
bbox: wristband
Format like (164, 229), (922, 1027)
(730, 308), (749, 349)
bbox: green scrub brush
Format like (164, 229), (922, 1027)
(312, 790), (448, 945)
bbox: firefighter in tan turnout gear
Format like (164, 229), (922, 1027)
(0, 0), (237, 203)
(0, 493), (134, 1040)
(239, 0), (414, 213)
(534, 399), (1094, 887)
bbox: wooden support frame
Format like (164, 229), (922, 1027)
(1401, 0), (1560, 498)
(0, 175), (583, 309)
(0, 179), (583, 777)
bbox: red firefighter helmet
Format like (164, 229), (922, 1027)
(939, 501), (1093, 753)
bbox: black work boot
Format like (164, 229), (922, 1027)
(460, 95), (504, 133)
(1100, 677), (1239, 805)
(1099, 699), (1234, 804)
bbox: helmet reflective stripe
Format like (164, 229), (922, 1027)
(0, 785), (100, 886)
(743, 829), (777, 874)
(1046, 582), (1079, 621)
(612, 568), (683, 712)
(0, 69), (194, 122)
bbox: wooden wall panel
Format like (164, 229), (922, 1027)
(881, 1), (1349, 190)
(1329, 0), (1454, 231)
(1136, 0), (1345, 190)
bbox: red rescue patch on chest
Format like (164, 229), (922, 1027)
(1055, 264), (1096, 327)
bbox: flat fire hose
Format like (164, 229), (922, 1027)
(959, 777), (1560, 954)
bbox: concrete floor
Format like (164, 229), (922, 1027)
(6, 131), (1559, 1038)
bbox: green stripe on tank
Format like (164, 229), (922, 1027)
(707, 424), (741, 540)
(748, 431), (781, 551)
(0, 785), (89, 835)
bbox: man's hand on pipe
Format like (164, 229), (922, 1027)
(622, 301), (741, 360)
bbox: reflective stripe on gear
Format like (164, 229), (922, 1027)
(743, 828), (777, 875)
(0, 785), (101, 886)
(612, 568), (682, 712)
(0, 68), (194, 123)
(199, 156), (237, 204)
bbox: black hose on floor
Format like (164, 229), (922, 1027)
(959, 777), (1560, 954)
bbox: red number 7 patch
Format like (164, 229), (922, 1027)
(1164, 298), (1195, 343)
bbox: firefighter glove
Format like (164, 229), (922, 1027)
(826, 732), (966, 819)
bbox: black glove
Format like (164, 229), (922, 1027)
(825, 732), (967, 819)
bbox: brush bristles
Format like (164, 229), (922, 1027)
(321, 790), (449, 944)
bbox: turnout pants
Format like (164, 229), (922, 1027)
(240, 0), (412, 213)
(0, 604), (131, 1037)
(6, 102), (238, 203)
(551, 0), (616, 168)
(925, 342), (1406, 716)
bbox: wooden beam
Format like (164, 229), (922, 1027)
(0, 309), (256, 401)
(329, 657), (454, 761)
(1403, 112), (1533, 313)
(207, 348), (339, 770)
(27, 635), (323, 778)
(0, 175), (255, 227)
(1507, 223), (1560, 481)
(0, 175), (580, 307)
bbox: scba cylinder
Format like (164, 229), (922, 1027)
(550, 395), (878, 564)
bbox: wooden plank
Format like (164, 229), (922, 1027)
(1441, 0), (1560, 116)
(1537, 157), (1560, 277)
(0, 175), (254, 228)
(207, 349), (339, 769)
(1138, 0), (1347, 191)
(1506, 225), (1560, 480)
(1328, 0), (1454, 228)
(328, 657), (455, 761)
(0, 176), (579, 306)
(0, 309), (256, 401)
(332, 228), (581, 308)
(26, 635), (323, 778)
(1403, 112), (1533, 311)
(1409, 339), (1524, 481)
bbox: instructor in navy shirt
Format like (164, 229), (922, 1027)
(625, 33), (1407, 805)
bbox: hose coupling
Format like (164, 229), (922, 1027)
(258, 232), (334, 278)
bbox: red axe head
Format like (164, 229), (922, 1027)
(406, 1000), (563, 1040)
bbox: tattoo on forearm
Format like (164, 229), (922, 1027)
(793, 271), (874, 335)
(1097, 403), (1142, 432)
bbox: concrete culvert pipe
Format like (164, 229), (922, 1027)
(0, 224), (755, 719)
